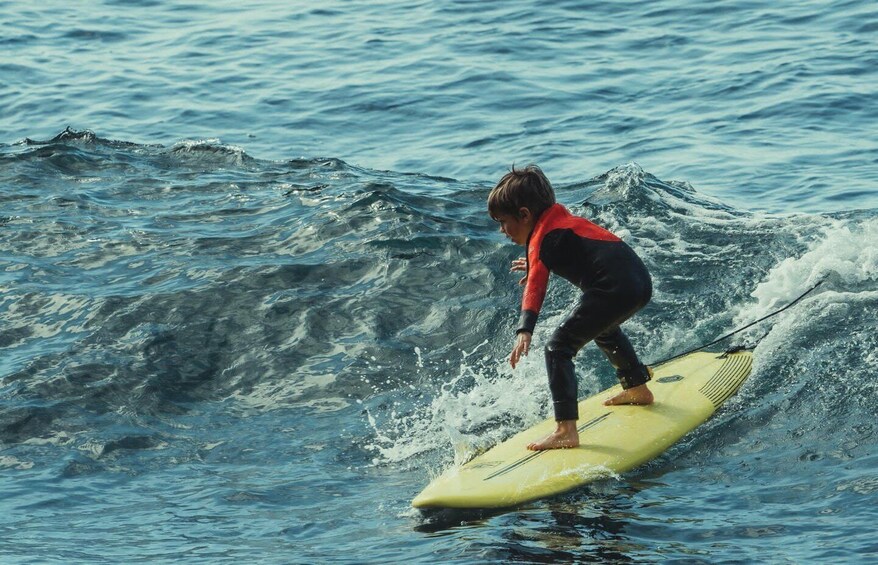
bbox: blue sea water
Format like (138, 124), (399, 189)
(1, 0), (877, 563)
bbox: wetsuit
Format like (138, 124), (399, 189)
(518, 203), (652, 421)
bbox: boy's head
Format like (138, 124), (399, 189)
(488, 164), (556, 222)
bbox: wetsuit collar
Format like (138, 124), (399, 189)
(526, 203), (566, 247)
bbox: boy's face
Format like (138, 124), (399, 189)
(495, 208), (535, 246)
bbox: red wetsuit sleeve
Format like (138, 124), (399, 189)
(517, 247), (550, 334)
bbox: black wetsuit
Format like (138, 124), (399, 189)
(518, 204), (652, 421)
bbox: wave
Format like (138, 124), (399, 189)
(361, 167), (878, 472)
(1, 130), (876, 479)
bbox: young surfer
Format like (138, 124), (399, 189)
(489, 165), (654, 451)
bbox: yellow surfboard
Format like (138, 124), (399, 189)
(412, 350), (752, 509)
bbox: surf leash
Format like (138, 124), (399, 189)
(649, 277), (826, 366)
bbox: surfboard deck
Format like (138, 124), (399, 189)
(412, 350), (753, 509)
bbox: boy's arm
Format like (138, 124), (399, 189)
(517, 257), (550, 334)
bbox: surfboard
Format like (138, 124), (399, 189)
(412, 349), (753, 509)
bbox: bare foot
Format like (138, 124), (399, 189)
(527, 421), (579, 451)
(603, 383), (654, 406)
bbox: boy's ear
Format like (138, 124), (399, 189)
(518, 207), (533, 222)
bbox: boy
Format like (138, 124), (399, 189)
(489, 165), (654, 451)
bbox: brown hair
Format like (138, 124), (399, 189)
(488, 164), (556, 220)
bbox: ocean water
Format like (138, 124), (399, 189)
(1, 0), (877, 563)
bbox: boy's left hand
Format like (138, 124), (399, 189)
(511, 257), (527, 286)
(510, 332), (532, 369)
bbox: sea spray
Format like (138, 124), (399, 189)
(364, 340), (549, 470)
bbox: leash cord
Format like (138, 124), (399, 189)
(648, 278), (826, 367)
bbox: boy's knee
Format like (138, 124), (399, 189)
(545, 341), (575, 361)
(546, 328), (582, 359)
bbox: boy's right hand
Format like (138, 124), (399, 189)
(510, 332), (532, 369)
(511, 257), (527, 286)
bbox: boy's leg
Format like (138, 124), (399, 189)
(523, 301), (597, 450)
(594, 327), (652, 390)
(544, 335), (581, 422)
(543, 293), (622, 421)
(595, 326), (654, 405)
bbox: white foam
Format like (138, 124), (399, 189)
(364, 339), (550, 469)
(0, 456), (34, 470)
(591, 163), (645, 203)
(557, 463), (620, 482)
(735, 217), (878, 327)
